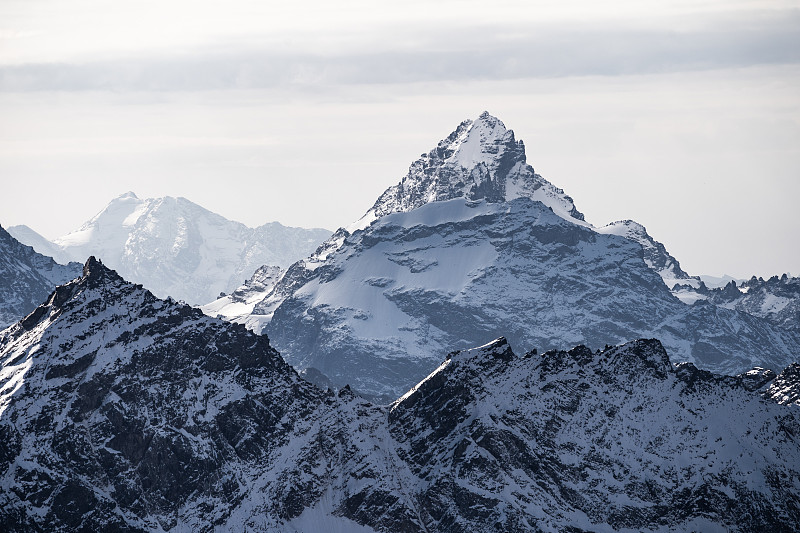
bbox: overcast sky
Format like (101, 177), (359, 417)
(1, 0), (799, 278)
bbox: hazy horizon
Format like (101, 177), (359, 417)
(2, 0), (799, 278)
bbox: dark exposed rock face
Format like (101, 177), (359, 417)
(2, 260), (799, 532)
(0, 258), (329, 531)
(0, 224), (82, 329)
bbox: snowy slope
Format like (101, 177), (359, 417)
(2, 267), (798, 532)
(0, 258), (332, 531)
(201, 264), (284, 331)
(597, 219), (698, 290)
(10, 192), (331, 305)
(264, 196), (800, 398)
(0, 225), (82, 329)
(387, 338), (800, 532)
(764, 363), (800, 405)
(698, 274), (747, 289)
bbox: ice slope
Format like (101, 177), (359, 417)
(0, 225), (82, 329)
(264, 196), (800, 399)
(2, 265), (798, 532)
(10, 192), (331, 305)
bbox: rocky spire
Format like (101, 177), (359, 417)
(349, 111), (585, 232)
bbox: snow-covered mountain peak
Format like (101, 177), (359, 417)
(444, 111), (516, 169)
(349, 112), (585, 232)
(536, 339), (672, 380)
(600, 338), (673, 378)
(598, 219), (647, 239)
(15, 193), (332, 304)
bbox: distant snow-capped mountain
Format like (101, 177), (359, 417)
(0, 225), (82, 329)
(673, 274), (800, 332)
(2, 261), (798, 531)
(238, 112), (800, 398)
(9, 192), (331, 305)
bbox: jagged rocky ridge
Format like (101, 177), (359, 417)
(1, 263), (799, 531)
(8, 192), (331, 305)
(247, 113), (800, 399)
(0, 258), (330, 531)
(0, 225), (82, 329)
(672, 274), (800, 332)
(351, 111), (585, 230)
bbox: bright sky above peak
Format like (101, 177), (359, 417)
(1, 0), (799, 278)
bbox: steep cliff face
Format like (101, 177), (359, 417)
(597, 219), (697, 289)
(0, 225), (82, 329)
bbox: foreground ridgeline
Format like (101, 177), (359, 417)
(1, 259), (798, 532)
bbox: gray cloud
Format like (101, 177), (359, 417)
(2, 11), (799, 92)
(0, 11), (800, 92)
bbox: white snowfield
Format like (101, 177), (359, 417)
(9, 192), (331, 305)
